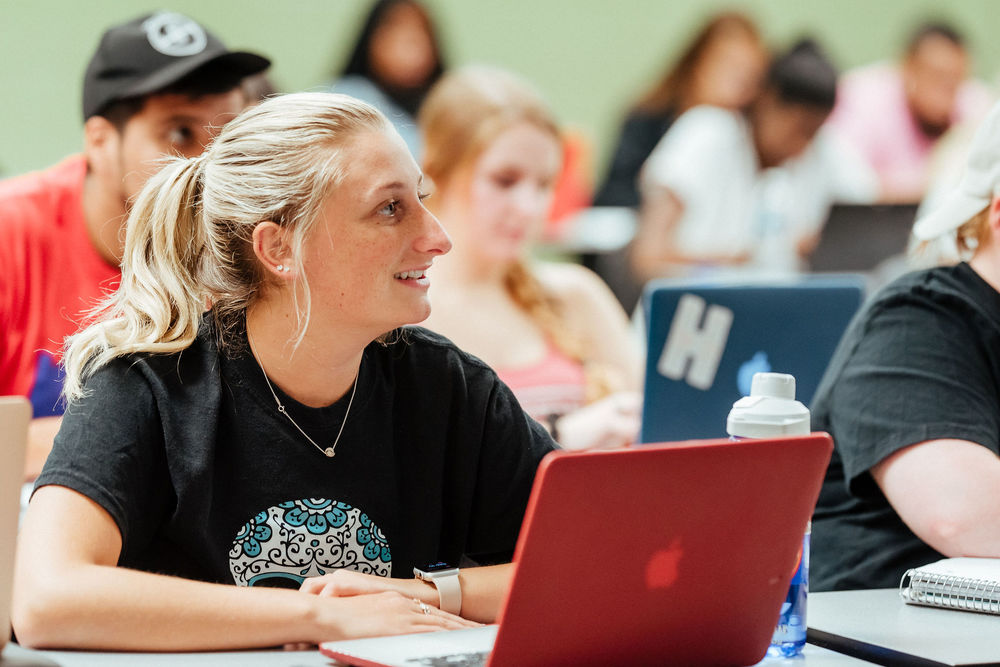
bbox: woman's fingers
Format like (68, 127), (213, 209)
(304, 591), (483, 645)
(299, 577), (323, 595)
(405, 596), (481, 631)
(300, 570), (392, 598)
(283, 642), (313, 651)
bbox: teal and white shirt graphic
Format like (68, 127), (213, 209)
(229, 498), (392, 587)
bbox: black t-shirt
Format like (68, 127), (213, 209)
(37, 322), (555, 588)
(811, 262), (1000, 591)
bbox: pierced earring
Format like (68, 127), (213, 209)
(276, 264), (290, 273)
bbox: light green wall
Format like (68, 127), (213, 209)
(2, 0), (998, 180)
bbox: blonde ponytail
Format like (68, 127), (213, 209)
(62, 92), (388, 402)
(62, 157), (209, 401)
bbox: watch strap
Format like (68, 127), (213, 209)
(414, 566), (462, 615)
(432, 570), (462, 615)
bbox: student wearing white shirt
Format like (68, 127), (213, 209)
(632, 39), (877, 283)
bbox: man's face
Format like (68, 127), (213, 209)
(102, 89), (247, 207)
(903, 36), (968, 138)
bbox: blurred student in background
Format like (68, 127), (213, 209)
(593, 12), (768, 209)
(0, 11), (269, 481)
(631, 39), (876, 284)
(329, 0), (445, 158)
(811, 100), (1000, 591)
(420, 66), (642, 451)
(827, 21), (993, 203)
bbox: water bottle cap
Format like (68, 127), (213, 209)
(750, 372), (796, 400)
(727, 372), (810, 438)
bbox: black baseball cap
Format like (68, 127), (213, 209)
(82, 11), (270, 120)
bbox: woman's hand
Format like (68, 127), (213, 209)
(300, 569), (417, 599)
(286, 571), (479, 649)
(303, 591), (477, 648)
(555, 391), (642, 450)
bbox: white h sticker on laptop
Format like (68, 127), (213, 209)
(657, 294), (733, 390)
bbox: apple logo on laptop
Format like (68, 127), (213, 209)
(645, 539), (683, 589)
(737, 351), (771, 396)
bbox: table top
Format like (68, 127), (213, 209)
(809, 588), (1000, 667)
(2, 643), (333, 667)
(20, 589), (978, 667)
(538, 206), (637, 256)
(17, 589), (994, 666)
(4, 638), (874, 666)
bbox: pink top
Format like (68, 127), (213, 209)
(496, 345), (587, 421)
(826, 63), (993, 197)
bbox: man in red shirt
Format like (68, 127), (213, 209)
(0, 11), (269, 478)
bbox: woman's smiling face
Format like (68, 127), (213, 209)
(301, 127), (452, 336)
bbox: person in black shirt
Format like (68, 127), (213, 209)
(811, 100), (1000, 591)
(13, 92), (555, 650)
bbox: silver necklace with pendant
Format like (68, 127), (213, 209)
(247, 330), (358, 458)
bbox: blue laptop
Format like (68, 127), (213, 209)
(640, 275), (864, 442)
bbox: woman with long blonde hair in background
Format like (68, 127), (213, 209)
(421, 66), (642, 450)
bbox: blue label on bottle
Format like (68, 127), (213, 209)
(768, 532), (809, 658)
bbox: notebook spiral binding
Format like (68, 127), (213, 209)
(900, 569), (1000, 615)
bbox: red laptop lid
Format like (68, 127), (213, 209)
(491, 434), (833, 667)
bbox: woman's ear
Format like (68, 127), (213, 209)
(252, 221), (296, 279)
(989, 195), (1000, 231)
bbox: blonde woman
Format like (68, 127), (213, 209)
(13, 93), (555, 650)
(420, 67), (642, 451)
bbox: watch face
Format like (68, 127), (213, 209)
(422, 562), (454, 573)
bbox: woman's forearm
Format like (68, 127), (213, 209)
(393, 563), (514, 623)
(14, 562), (476, 650)
(14, 562), (329, 650)
(455, 563), (513, 623)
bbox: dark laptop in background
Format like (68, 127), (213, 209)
(808, 203), (918, 273)
(322, 435), (834, 667)
(640, 276), (864, 443)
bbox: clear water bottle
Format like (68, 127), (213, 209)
(726, 372), (810, 658)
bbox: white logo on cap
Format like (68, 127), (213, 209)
(142, 12), (208, 57)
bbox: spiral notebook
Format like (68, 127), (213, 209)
(900, 557), (1000, 615)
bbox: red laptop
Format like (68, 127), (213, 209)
(321, 434), (833, 667)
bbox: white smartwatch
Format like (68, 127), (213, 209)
(414, 562), (462, 615)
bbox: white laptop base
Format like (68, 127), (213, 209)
(323, 625), (496, 666)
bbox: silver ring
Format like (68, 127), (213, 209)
(419, 602), (431, 615)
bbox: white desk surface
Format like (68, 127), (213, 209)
(809, 588), (1000, 666)
(537, 206), (638, 255)
(4, 640), (874, 666)
(5, 588), (908, 667)
(2, 643), (332, 666)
